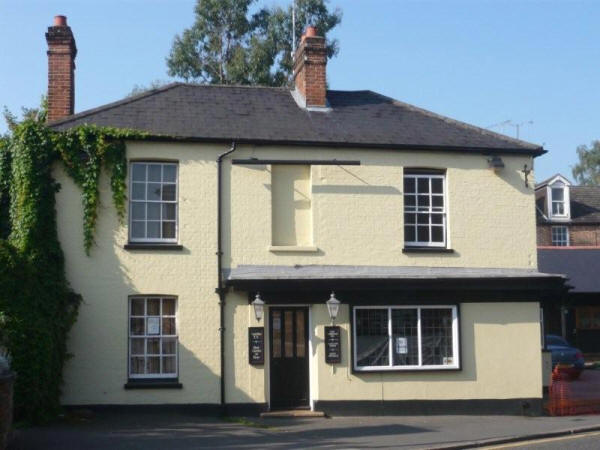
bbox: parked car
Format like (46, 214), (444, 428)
(545, 334), (585, 379)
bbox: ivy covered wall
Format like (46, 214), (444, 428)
(0, 108), (143, 422)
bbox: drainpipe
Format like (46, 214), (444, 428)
(216, 141), (236, 411)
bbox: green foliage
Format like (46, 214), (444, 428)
(127, 79), (172, 97)
(55, 125), (140, 253)
(0, 112), (80, 423)
(572, 140), (600, 185)
(166, 0), (342, 86)
(0, 136), (11, 239)
(0, 107), (143, 423)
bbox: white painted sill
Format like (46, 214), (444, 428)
(268, 245), (319, 253)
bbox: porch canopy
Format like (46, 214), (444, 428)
(225, 265), (566, 304)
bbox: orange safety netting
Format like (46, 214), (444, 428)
(546, 365), (600, 416)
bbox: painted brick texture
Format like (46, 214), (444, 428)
(55, 142), (539, 405)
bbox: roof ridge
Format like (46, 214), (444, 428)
(48, 82), (185, 127)
(366, 90), (542, 151)
(178, 82), (291, 91)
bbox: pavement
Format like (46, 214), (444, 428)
(7, 410), (600, 449)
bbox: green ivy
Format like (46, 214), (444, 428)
(0, 107), (145, 423)
(0, 136), (11, 239)
(55, 125), (139, 253)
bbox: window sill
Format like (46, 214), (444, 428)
(268, 245), (319, 253)
(124, 243), (183, 251)
(124, 379), (182, 389)
(402, 247), (454, 253)
(353, 366), (460, 373)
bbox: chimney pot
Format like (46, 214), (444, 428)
(46, 15), (77, 122)
(305, 26), (317, 37)
(53, 15), (67, 27)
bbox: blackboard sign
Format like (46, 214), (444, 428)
(248, 327), (264, 365)
(325, 326), (341, 364)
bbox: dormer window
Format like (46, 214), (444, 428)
(543, 175), (571, 221)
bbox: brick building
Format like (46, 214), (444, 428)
(44, 16), (565, 415)
(536, 174), (600, 353)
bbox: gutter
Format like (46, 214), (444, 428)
(54, 133), (545, 157)
(216, 141), (236, 410)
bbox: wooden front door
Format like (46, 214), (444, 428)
(269, 307), (309, 408)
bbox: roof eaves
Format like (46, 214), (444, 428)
(122, 134), (546, 155)
(366, 90), (544, 154)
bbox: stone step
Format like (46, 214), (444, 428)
(260, 409), (326, 418)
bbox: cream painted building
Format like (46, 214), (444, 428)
(47, 18), (564, 415)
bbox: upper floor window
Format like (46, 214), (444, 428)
(129, 162), (178, 243)
(551, 187), (566, 216)
(404, 171), (446, 247)
(551, 226), (569, 246)
(544, 175), (571, 221)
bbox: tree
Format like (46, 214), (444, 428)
(166, 0), (342, 86)
(572, 140), (600, 185)
(127, 80), (172, 97)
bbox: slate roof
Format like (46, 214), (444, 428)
(538, 248), (600, 293)
(50, 83), (543, 154)
(536, 186), (600, 224)
(226, 264), (562, 281)
(571, 187), (600, 223)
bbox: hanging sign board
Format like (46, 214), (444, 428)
(325, 326), (341, 364)
(248, 327), (265, 365)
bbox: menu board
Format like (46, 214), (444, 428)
(248, 327), (264, 365)
(325, 326), (341, 364)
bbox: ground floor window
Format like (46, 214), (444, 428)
(129, 296), (178, 378)
(353, 306), (459, 371)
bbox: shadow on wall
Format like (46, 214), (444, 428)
(59, 174), (253, 407)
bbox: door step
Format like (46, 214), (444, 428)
(260, 409), (325, 418)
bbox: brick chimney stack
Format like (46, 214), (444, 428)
(293, 26), (327, 108)
(46, 15), (77, 122)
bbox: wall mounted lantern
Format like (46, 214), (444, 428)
(326, 291), (341, 323)
(252, 293), (264, 322)
(487, 155), (505, 172)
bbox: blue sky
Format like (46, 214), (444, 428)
(1, 0), (598, 181)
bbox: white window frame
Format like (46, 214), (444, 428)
(128, 296), (178, 379)
(403, 173), (447, 248)
(546, 180), (570, 221)
(353, 305), (459, 372)
(551, 225), (569, 247)
(129, 162), (179, 243)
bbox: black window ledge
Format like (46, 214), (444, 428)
(403, 247), (455, 253)
(124, 379), (182, 389)
(124, 243), (183, 251)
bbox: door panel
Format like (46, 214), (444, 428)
(270, 307), (309, 408)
